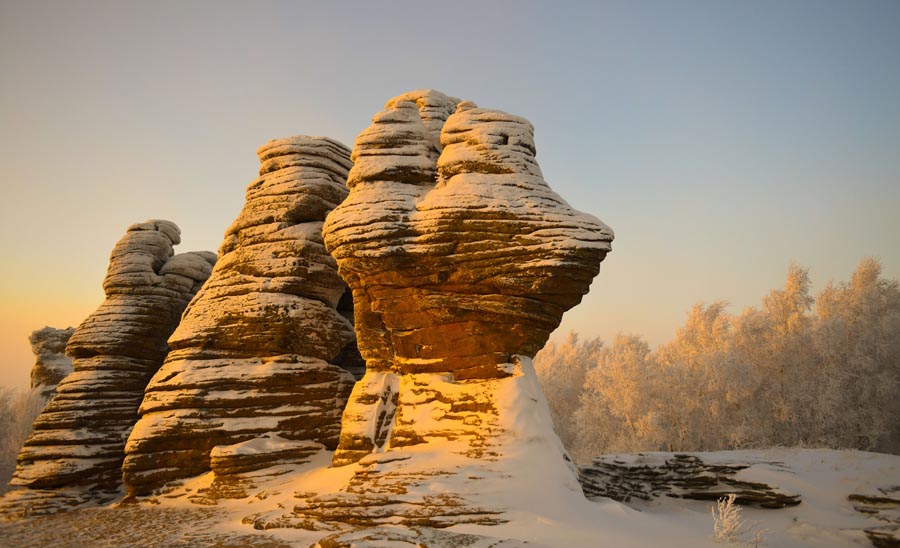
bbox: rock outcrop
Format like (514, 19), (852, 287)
(235, 90), (612, 534)
(849, 487), (900, 547)
(579, 453), (802, 508)
(307, 527), (542, 548)
(28, 327), (75, 398)
(4, 220), (214, 514)
(323, 89), (613, 466)
(122, 136), (358, 497)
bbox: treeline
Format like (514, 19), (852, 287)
(0, 387), (44, 491)
(535, 258), (900, 463)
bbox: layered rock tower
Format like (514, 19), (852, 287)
(323, 90), (614, 466)
(122, 136), (358, 496)
(6, 220), (215, 511)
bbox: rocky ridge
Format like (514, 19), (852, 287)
(122, 136), (359, 497)
(2, 220), (214, 516)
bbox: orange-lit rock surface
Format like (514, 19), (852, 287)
(323, 90), (613, 466)
(122, 137), (358, 497)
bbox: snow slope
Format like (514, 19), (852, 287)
(2, 445), (897, 546)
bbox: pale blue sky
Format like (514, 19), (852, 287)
(1, 0), (898, 387)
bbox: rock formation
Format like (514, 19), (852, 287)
(849, 487), (900, 547)
(4, 220), (214, 515)
(323, 89), (613, 466)
(28, 326), (75, 399)
(122, 136), (358, 497)
(579, 453), (802, 508)
(234, 90), (612, 535)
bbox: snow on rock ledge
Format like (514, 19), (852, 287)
(3, 220), (214, 514)
(248, 356), (589, 536)
(122, 136), (358, 497)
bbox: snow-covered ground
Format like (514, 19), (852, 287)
(0, 448), (896, 547)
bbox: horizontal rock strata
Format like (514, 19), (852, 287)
(323, 89), (613, 467)
(247, 357), (588, 533)
(579, 453), (802, 508)
(186, 436), (325, 505)
(307, 526), (542, 548)
(849, 487), (900, 547)
(28, 327), (75, 398)
(123, 136), (358, 497)
(5, 220), (214, 512)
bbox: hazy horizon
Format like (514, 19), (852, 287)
(2, 0), (899, 388)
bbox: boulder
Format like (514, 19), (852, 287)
(6, 220), (214, 510)
(122, 136), (358, 497)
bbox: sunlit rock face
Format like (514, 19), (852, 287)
(122, 136), (358, 497)
(323, 89), (613, 466)
(28, 326), (75, 399)
(6, 220), (214, 511)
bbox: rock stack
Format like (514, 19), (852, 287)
(122, 136), (358, 497)
(28, 327), (75, 399)
(4, 220), (214, 513)
(323, 89), (613, 466)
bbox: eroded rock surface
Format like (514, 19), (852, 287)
(323, 89), (613, 466)
(579, 453), (802, 508)
(123, 136), (358, 497)
(28, 326), (75, 398)
(4, 220), (214, 514)
(849, 487), (900, 547)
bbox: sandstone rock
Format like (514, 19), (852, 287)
(28, 327), (75, 398)
(246, 356), (590, 534)
(186, 436), (325, 505)
(579, 453), (802, 509)
(5, 220), (214, 512)
(849, 487), (900, 547)
(323, 89), (613, 466)
(308, 526), (543, 547)
(123, 136), (358, 497)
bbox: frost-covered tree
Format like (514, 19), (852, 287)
(536, 258), (900, 461)
(813, 258), (900, 452)
(0, 386), (46, 492)
(534, 332), (602, 451)
(574, 334), (661, 460)
(731, 263), (818, 447)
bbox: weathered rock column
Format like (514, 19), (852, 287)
(323, 90), (614, 466)
(5, 220), (214, 513)
(123, 136), (358, 496)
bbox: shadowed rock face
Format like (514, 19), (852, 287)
(28, 327), (75, 398)
(122, 136), (358, 497)
(323, 90), (613, 466)
(8, 220), (215, 503)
